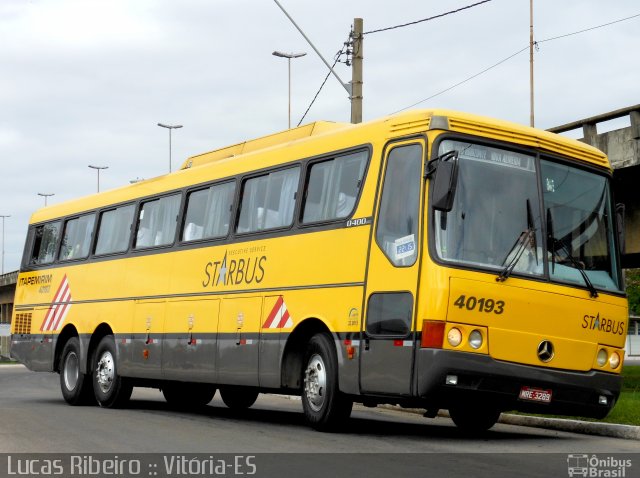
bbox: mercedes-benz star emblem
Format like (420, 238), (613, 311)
(537, 340), (555, 363)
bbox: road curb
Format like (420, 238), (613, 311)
(498, 414), (640, 440)
(378, 405), (639, 440)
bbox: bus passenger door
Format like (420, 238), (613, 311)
(360, 141), (424, 396)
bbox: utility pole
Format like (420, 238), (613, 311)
(529, 0), (535, 127)
(350, 18), (364, 124)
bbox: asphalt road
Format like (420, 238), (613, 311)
(0, 365), (637, 478)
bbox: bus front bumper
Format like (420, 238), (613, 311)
(417, 349), (622, 419)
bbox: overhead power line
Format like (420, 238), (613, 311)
(297, 35), (351, 126)
(393, 12), (640, 114)
(364, 0), (493, 35)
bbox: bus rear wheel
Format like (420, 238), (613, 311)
(92, 335), (132, 408)
(162, 382), (217, 409)
(59, 337), (94, 405)
(301, 333), (352, 431)
(449, 405), (501, 433)
(220, 386), (259, 410)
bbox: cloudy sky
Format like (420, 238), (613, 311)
(1, 0), (638, 272)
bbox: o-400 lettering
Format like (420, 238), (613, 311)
(453, 295), (505, 314)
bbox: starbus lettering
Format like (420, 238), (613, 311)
(202, 251), (267, 287)
(581, 312), (625, 336)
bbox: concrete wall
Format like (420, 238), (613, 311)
(549, 105), (640, 266)
(0, 271), (17, 358)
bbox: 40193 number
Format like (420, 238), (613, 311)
(453, 295), (505, 314)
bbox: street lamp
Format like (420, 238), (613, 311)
(272, 51), (307, 129)
(88, 165), (108, 192)
(0, 215), (9, 275)
(157, 123), (183, 173)
(38, 193), (54, 206)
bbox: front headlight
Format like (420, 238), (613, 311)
(447, 327), (462, 347)
(469, 330), (483, 349)
(597, 348), (608, 367)
(609, 352), (621, 369)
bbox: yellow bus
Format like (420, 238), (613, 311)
(11, 109), (627, 432)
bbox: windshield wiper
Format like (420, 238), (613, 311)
(496, 229), (536, 282)
(546, 208), (599, 298)
(496, 200), (538, 283)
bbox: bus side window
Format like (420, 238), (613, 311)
(302, 151), (367, 224)
(60, 214), (95, 261)
(134, 194), (181, 249)
(376, 144), (422, 266)
(30, 221), (61, 265)
(237, 167), (300, 233)
(183, 181), (235, 242)
(95, 204), (135, 255)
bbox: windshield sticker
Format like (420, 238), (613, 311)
(394, 234), (416, 260)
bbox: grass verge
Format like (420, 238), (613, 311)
(508, 365), (640, 426)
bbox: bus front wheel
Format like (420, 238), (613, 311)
(449, 405), (501, 433)
(92, 335), (132, 408)
(59, 337), (94, 406)
(301, 333), (352, 431)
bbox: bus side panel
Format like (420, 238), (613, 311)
(162, 298), (220, 383)
(217, 296), (262, 386)
(10, 333), (55, 372)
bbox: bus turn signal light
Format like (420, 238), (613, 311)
(421, 320), (445, 348)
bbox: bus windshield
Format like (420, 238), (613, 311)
(434, 139), (622, 293)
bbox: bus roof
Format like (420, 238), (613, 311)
(30, 109), (609, 224)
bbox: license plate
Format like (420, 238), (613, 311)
(519, 386), (552, 403)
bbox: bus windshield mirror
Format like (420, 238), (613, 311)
(430, 151), (459, 212)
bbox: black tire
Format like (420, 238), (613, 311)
(220, 386), (259, 410)
(162, 382), (217, 409)
(59, 337), (94, 406)
(92, 335), (132, 408)
(449, 405), (501, 433)
(301, 333), (352, 431)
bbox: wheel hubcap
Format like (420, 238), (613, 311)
(96, 350), (115, 394)
(304, 354), (326, 412)
(63, 351), (79, 391)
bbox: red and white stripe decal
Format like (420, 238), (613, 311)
(262, 296), (293, 329)
(40, 275), (72, 332)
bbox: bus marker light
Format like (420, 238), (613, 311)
(445, 375), (458, 386)
(143, 349), (149, 360)
(421, 321), (445, 348)
(346, 345), (355, 360)
(447, 328), (462, 347)
(598, 395), (608, 406)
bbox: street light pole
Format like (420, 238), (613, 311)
(88, 165), (109, 192)
(157, 123), (183, 173)
(272, 51), (306, 129)
(38, 193), (54, 206)
(0, 215), (9, 275)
